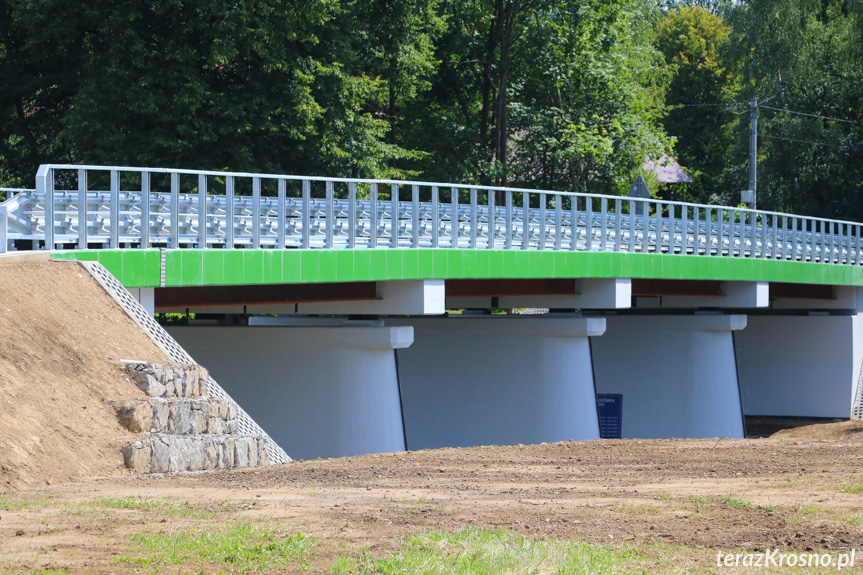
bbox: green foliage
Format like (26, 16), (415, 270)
(118, 520), (314, 572)
(331, 527), (652, 574)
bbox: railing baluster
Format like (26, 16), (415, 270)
(469, 187), (478, 249)
(554, 195), (562, 250)
(681, 205), (688, 255)
(226, 176), (234, 248)
(600, 197), (607, 252)
(79, 169), (88, 249)
(505, 190), (513, 250)
(628, 199), (635, 252)
(431, 186), (439, 249)
(110, 169), (120, 249)
(614, 198), (622, 252)
(252, 177), (261, 249)
(141, 171), (149, 249)
(301, 179), (310, 249)
(278, 179), (287, 249)
(538, 193), (546, 251)
(391, 183), (399, 248)
(412, 184), (420, 248)
(170, 172), (179, 249)
(585, 196), (593, 252)
(347, 182), (356, 249)
(522, 192), (529, 250)
(325, 180), (334, 249)
(452, 187), (459, 248)
(487, 187), (495, 249)
(198, 174), (207, 249)
(370, 183), (378, 248)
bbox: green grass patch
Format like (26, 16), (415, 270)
(839, 482), (863, 494)
(330, 527), (653, 574)
(0, 494), (54, 511)
(718, 493), (752, 508)
(117, 520), (314, 573)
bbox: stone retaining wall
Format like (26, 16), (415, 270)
(123, 360), (207, 398)
(121, 434), (269, 474)
(114, 397), (239, 435)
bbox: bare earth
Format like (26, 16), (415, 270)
(1, 259), (862, 573)
(1, 425), (862, 573)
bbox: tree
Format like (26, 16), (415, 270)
(655, 5), (740, 204)
(725, 0), (863, 219)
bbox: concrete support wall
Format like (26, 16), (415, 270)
(166, 324), (412, 460)
(388, 316), (606, 450)
(591, 315), (746, 439)
(735, 314), (863, 418)
(129, 287), (155, 315)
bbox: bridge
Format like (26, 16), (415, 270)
(3, 164), (863, 460)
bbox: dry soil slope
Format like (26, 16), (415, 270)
(0, 257), (168, 490)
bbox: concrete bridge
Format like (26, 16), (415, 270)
(3, 164), (863, 460)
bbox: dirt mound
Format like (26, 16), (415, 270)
(771, 419), (863, 440)
(0, 258), (168, 490)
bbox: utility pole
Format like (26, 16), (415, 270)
(748, 98), (758, 209)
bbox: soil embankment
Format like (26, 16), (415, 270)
(0, 257), (168, 489)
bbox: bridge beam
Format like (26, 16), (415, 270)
(445, 278), (631, 310)
(166, 322), (413, 460)
(297, 280), (445, 315)
(388, 316), (606, 450)
(590, 314), (747, 439)
(635, 281), (769, 309)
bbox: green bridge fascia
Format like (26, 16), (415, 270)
(51, 248), (863, 289)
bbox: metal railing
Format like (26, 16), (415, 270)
(0, 164), (861, 265)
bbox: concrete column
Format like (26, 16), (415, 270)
(735, 314), (863, 418)
(166, 323), (413, 460)
(591, 314), (747, 439)
(388, 316), (606, 450)
(128, 287), (155, 315)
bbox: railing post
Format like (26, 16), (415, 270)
(600, 197), (608, 251)
(78, 169), (88, 249)
(0, 204), (7, 254)
(681, 205), (689, 255)
(628, 199), (635, 252)
(431, 186), (439, 249)
(252, 177), (261, 249)
(451, 187), (459, 248)
(226, 176), (235, 248)
(554, 195), (562, 251)
(391, 183), (400, 248)
(278, 179), (287, 249)
(469, 187), (478, 249)
(614, 198), (621, 252)
(36, 165), (53, 250)
(504, 190), (513, 250)
(576, 196), (585, 251)
(522, 191), (529, 250)
(412, 184), (420, 248)
(325, 180), (334, 249)
(487, 187), (495, 249)
(370, 183), (378, 248)
(301, 179), (311, 249)
(110, 169), (120, 249)
(538, 193), (546, 251)
(347, 182), (356, 249)
(141, 171), (150, 248)
(170, 172), (180, 249)
(198, 174), (207, 248)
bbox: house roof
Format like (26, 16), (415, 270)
(643, 156), (694, 184)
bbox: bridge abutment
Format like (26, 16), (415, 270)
(166, 322), (412, 460)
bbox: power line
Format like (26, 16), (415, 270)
(761, 133), (853, 149)
(760, 105), (862, 126)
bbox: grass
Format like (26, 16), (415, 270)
(0, 495), (53, 511)
(117, 520), (314, 573)
(838, 482), (863, 494)
(329, 527), (656, 574)
(718, 493), (752, 508)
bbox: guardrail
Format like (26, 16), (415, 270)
(0, 164), (860, 265)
